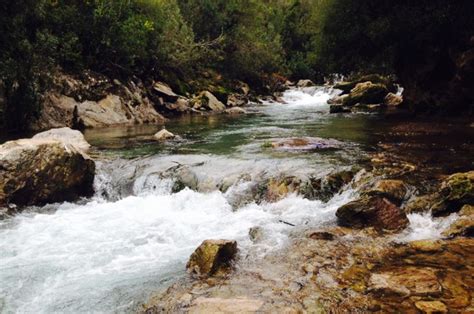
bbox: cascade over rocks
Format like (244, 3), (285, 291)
(0, 128), (95, 208)
(186, 240), (238, 277)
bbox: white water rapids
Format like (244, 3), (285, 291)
(0, 86), (454, 313)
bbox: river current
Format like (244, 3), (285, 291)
(0, 86), (468, 313)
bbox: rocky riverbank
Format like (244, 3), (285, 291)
(28, 71), (254, 132)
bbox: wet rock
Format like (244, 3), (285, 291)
(327, 94), (348, 105)
(270, 137), (341, 151)
(296, 79), (315, 88)
(186, 240), (238, 277)
(329, 104), (351, 114)
(264, 176), (301, 202)
(336, 196), (409, 231)
(192, 91), (226, 112)
(154, 129), (175, 141)
(225, 107), (247, 115)
(32, 127), (91, 152)
(366, 179), (408, 205)
(369, 267), (441, 297)
(384, 92), (403, 106)
(249, 227), (264, 243)
(308, 231), (335, 241)
(0, 137), (95, 207)
(442, 204), (474, 238)
(302, 169), (356, 202)
(404, 195), (435, 213)
(171, 166), (199, 192)
(351, 103), (382, 112)
(414, 301), (448, 314)
(189, 297), (263, 313)
(342, 82), (389, 107)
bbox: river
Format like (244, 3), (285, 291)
(0, 86), (472, 313)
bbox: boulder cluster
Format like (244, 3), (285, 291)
(329, 74), (403, 113)
(31, 72), (251, 131)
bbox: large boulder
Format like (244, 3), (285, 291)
(186, 240), (238, 277)
(336, 196), (409, 231)
(0, 133), (95, 207)
(32, 127), (91, 152)
(334, 74), (396, 94)
(343, 82), (389, 107)
(192, 91), (226, 112)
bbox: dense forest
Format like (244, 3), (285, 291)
(1, 0), (474, 130)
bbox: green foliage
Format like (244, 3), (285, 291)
(178, 0), (286, 85)
(1, 0), (473, 130)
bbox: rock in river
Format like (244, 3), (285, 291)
(270, 137), (341, 151)
(0, 128), (95, 207)
(186, 240), (238, 277)
(336, 196), (409, 231)
(154, 129), (175, 141)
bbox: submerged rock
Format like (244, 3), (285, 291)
(186, 240), (238, 277)
(336, 196), (408, 231)
(329, 104), (351, 114)
(270, 137), (341, 151)
(249, 227), (264, 243)
(225, 107), (247, 115)
(0, 136), (95, 207)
